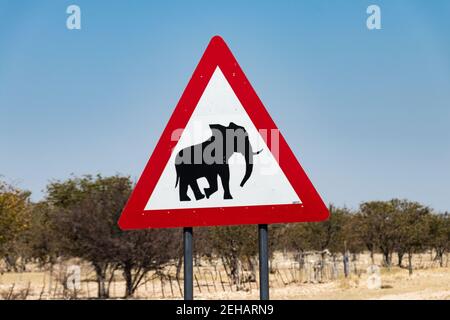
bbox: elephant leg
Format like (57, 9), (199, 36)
(204, 175), (218, 199)
(179, 177), (191, 201)
(219, 166), (233, 200)
(189, 180), (205, 201)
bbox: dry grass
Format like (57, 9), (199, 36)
(0, 252), (448, 300)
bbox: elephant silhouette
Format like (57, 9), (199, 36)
(174, 122), (262, 201)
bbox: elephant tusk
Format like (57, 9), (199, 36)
(253, 149), (263, 155)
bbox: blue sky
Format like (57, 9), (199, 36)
(1, 1), (449, 212)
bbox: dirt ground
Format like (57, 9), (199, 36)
(199, 268), (450, 300)
(0, 253), (449, 300)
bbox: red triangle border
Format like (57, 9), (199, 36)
(119, 36), (329, 229)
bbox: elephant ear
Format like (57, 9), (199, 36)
(229, 122), (246, 132)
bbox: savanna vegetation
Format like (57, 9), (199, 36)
(0, 176), (449, 298)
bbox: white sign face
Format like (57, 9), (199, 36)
(119, 36), (329, 230)
(145, 67), (301, 210)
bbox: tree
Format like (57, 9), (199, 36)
(116, 229), (179, 298)
(48, 175), (129, 298)
(310, 206), (361, 276)
(357, 200), (399, 267)
(279, 206), (362, 277)
(0, 181), (31, 271)
(394, 200), (430, 275)
(280, 223), (310, 253)
(325, 207), (363, 277)
(278, 223), (311, 271)
(209, 225), (257, 287)
(20, 201), (59, 268)
(428, 212), (449, 267)
(48, 175), (179, 298)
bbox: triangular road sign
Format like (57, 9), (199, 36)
(119, 36), (329, 229)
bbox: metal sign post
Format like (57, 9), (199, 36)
(258, 224), (269, 300)
(116, 36), (330, 302)
(183, 227), (193, 300)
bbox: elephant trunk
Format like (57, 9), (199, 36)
(240, 162), (253, 187)
(240, 147), (253, 187)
